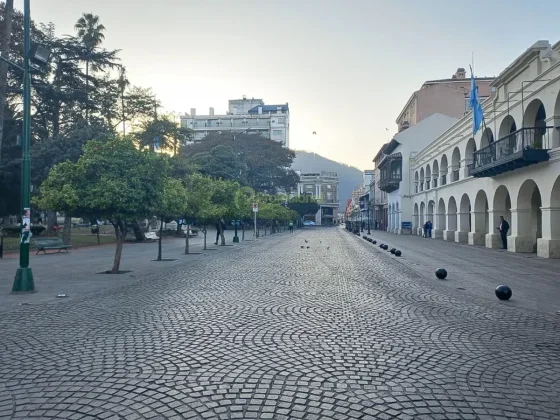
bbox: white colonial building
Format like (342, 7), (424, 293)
(377, 113), (458, 234)
(407, 40), (560, 259)
(180, 97), (290, 147)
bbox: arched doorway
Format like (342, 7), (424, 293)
(512, 180), (542, 253)
(413, 203), (419, 234)
(451, 147), (461, 182)
(426, 164), (432, 190)
(434, 198), (446, 239)
(469, 190), (488, 246)
(432, 159), (439, 188)
(445, 197), (457, 241)
(553, 91), (560, 148)
(456, 193), (471, 243)
(488, 185), (511, 249)
(538, 175), (560, 258)
(427, 200), (435, 238)
(440, 154), (449, 185)
(419, 168), (425, 192)
(522, 99), (547, 149)
(497, 116), (518, 160)
(464, 138), (476, 175)
(479, 128), (495, 167)
(414, 171), (419, 193)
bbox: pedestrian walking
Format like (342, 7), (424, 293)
(427, 220), (432, 238)
(214, 219), (227, 245)
(497, 216), (509, 249)
(423, 221), (428, 238)
(289, 221), (294, 233)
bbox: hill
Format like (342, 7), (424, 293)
(292, 151), (363, 211)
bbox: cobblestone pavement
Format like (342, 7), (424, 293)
(1, 228), (559, 419)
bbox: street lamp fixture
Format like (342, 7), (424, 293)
(11, 0), (52, 293)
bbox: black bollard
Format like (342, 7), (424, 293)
(435, 268), (447, 279)
(495, 285), (512, 300)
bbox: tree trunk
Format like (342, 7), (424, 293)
(0, 0), (14, 163)
(203, 227), (207, 250)
(85, 59), (89, 123)
(157, 216), (163, 261)
(62, 215), (72, 245)
(46, 211), (56, 235)
(242, 223), (245, 241)
(131, 220), (144, 241)
(184, 223), (190, 254)
(111, 220), (124, 274)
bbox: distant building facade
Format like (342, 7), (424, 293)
(396, 68), (495, 133)
(296, 171), (339, 226)
(180, 96), (290, 147)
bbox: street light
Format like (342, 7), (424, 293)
(8, 0), (52, 293)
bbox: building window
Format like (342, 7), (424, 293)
(277, 117), (285, 124)
(272, 129), (282, 136)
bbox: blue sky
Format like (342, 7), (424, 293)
(20, 0), (560, 169)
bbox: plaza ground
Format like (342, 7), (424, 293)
(0, 226), (559, 419)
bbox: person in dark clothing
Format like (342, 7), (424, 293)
(497, 216), (509, 249)
(215, 219), (227, 245)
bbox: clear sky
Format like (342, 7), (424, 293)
(19, 0), (560, 170)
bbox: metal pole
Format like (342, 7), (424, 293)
(13, 0), (34, 293)
(253, 211), (257, 239)
(367, 205), (371, 234)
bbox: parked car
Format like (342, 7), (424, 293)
(303, 220), (315, 226)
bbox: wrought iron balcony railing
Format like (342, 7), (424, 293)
(470, 126), (553, 177)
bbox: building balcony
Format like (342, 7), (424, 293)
(469, 126), (553, 178)
(378, 175), (401, 193)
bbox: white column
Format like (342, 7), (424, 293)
(444, 212), (456, 241)
(468, 211), (486, 245)
(432, 213), (444, 239)
(485, 210), (503, 249)
(455, 211), (469, 243)
(508, 208), (533, 252)
(537, 207), (560, 258)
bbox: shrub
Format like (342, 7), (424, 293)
(1, 225), (46, 237)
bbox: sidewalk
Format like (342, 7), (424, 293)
(0, 227), (276, 312)
(360, 228), (560, 314)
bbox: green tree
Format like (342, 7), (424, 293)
(182, 173), (215, 251)
(34, 137), (167, 273)
(134, 115), (192, 155)
(181, 132), (299, 194)
(189, 144), (247, 183)
(154, 177), (187, 261)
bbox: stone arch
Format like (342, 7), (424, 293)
(523, 98), (546, 128)
(419, 167), (425, 191)
(515, 179), (542, 253)
(427, 200), (435, 226)
(420, 201), (426, 228)
(489, 185), (512, 249)
(440, 154), (449, 185)
(540, 175), (560, 257)
(498, 115), (517, 139)
(480, 127), (494, 149)
(451, 147), (461, 182)
(437, 197), (446, 232)
(522, 98), (547, 149)
(414, 171), (419, 193)
(553, 90), (560, 148)
(447, 196), (458, 231)
(413, 202), (419, 232)
(470, 189), (489, 245)
(458, 193), (471, 241)
(432, 159), (439, 187)
(464, 138), (477, 172)
(425, 164), (432, 189)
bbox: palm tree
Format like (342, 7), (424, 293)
(116, 65), (129, 135)
(74, 13), (106, 123)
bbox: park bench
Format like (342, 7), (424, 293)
(145, 231), (159, 241)
(34, 238), (72, 255)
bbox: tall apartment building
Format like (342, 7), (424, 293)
(180, 96), (290, 147)
(296, 171), (339, 226)
(396, 68), (495, 132)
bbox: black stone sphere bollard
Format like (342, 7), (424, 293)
(372, 240), (377, 244)
(395, 250), (402, 257)
(379, 243), (384, 248)
(495, 285), (512, 301)
(435, 268), (447, 280)
(382, 244), (388, 250)
(390, 248), (396, 254)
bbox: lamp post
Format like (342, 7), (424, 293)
(232, 220), (240, 243)
(7, 0), (51, 293)
(367, 201), (371, 235)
